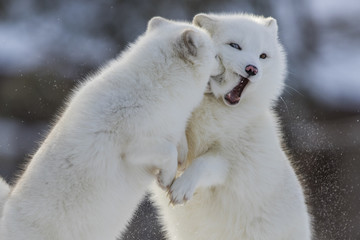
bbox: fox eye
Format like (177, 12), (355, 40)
(260, 53), (267, 59)
(229, 43), (242, 51)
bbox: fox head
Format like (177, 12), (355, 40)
(193, 13), (287, 108)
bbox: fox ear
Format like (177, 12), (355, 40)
(147, 16), (170, 32)
(193, 14), (217, 34)
(180, 29), (200, 57)
(265, 17), (278, 34)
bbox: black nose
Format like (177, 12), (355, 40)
(245, 65), (258, 76)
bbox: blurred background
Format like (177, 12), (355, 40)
(0, 0), (359, 239)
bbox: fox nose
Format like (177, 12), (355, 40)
(245, 65), (258, 76)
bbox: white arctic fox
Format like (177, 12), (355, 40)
(0, 17), (219, 240)
(151, 13), (312, 240)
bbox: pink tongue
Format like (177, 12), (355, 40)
(224, 78), (249, 105)
(225, 92), (240, 104)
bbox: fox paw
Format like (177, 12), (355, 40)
(157, 170), (175, 191)
(168, 175), (196, 205)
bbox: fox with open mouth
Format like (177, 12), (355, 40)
(152, 13), (312, 240)
(207, 14), (285, 108)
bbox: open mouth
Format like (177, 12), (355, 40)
(224, 76), (249, 106)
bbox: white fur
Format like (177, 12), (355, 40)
(0, 178), (10, 219)
(0, 17), (218, 240)
(151, 13), (312, 240)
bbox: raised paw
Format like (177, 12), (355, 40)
(168, 175), (196, 205)
(157, 170), (175, 191)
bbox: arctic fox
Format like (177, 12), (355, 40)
(151, 13), (312, 240)
(0, 17), (219, 240)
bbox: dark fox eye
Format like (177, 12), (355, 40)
(260, 53), (267, 59)
(229, 43), (242, 50)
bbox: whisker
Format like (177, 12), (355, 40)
(283, 88), (293, 96)
(279, 96), (289, 113)
(284, 83), (304, 97)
